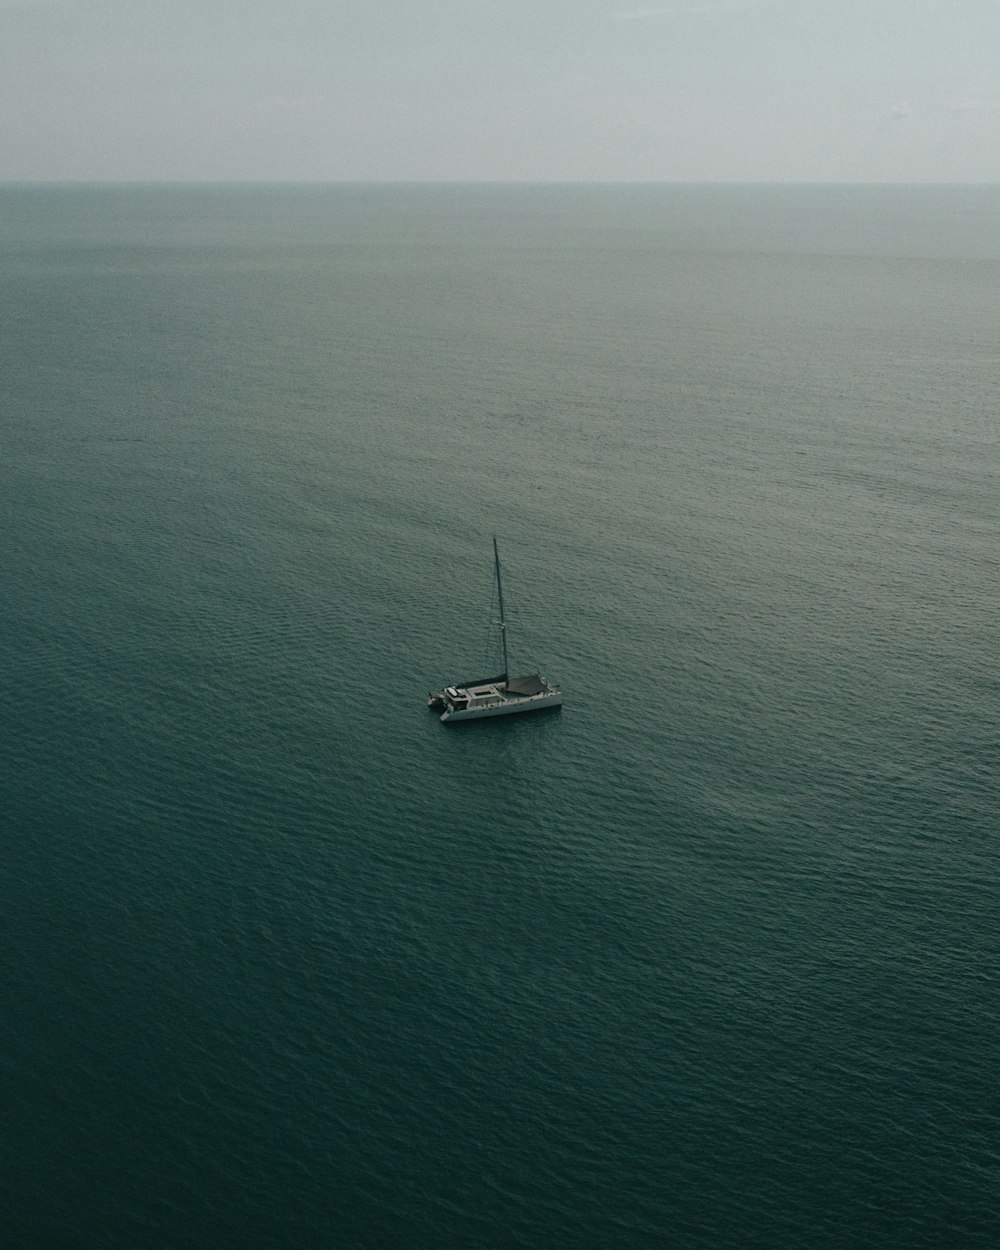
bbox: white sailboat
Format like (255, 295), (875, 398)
(427, 538), (563, 723)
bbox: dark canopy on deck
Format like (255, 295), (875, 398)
(506, 674), (546, 697)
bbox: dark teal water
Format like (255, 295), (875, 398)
(2, 184), (997, 1248)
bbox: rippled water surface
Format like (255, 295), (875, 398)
(2, 184), (998, 1247)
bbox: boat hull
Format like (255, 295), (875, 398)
(440, 691), (563, 722)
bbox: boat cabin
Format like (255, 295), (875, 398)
(445, 682), (504, 711)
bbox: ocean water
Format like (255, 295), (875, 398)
(2, 183), (998, 1248)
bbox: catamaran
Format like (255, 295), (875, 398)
(427, 538), (563, 723)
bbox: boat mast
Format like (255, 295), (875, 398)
(493, 535), (510, 682)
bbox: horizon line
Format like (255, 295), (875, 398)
(2, 177), (999, 188)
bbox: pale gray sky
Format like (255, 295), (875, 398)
(2, 0), (998, 181)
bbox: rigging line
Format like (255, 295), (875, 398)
(509, 595), (540, 672)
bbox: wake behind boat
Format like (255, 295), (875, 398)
(427, 539), (563, 723)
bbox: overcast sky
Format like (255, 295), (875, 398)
(2, 0), (998, 182)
